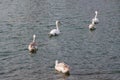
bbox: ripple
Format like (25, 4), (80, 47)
(0, 0), (120, 80)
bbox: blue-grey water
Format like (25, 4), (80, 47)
(0, 0), (120, 80)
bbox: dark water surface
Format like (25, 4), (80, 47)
(0, 0), (120, 80)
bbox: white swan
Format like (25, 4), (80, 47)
(55, 60), (70, 74)
(92, 11), (99, 24)
(28, 34), (38, 53)
(49, 20), (61, 37)
(89, 21), (96, 30)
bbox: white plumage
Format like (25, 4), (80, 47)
(28, 34), (38, 53)
(49, 20), (61, 37)
(55, 60), (70, 74)
(89, 21), (96, 30)
(92, 11), (99, 24)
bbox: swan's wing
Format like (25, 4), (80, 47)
(49, 29), (57, 34)
(56, 62), (64, 67)
(92, 18), (99, 23)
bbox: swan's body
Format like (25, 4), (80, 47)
(55, 60), (70, 74)
(49, 21), (61, 37)
(49, 29), (60, 35)
(89, 21), (96, 30)
(92, 11), (99, 24)
(28, 34), (38, 53)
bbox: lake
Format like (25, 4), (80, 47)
(0, 0), (120, 80)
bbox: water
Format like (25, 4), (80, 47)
(0, 0), (120, 80)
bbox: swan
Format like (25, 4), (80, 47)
(92, 11), (99, 24)
(49, 20), (61, 37)
(89, 21), (96, 31)
(28, 34), (38, 53)
(55, 60), (70, 74)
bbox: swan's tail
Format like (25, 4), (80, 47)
(89, 27), (96, 31)
(48, 33), (53, 38)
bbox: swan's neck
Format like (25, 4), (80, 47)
(56, 23), (59, 30)
(55, 60), (58, 66)
(95, 12), (98, 18)
(33, 36), (36, 42)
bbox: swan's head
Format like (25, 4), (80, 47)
(33, 34), (36, 39)
(95, 11), (98, 14)
(56, 20), (61, 26)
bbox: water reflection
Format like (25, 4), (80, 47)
(55, 71), (70, 80)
